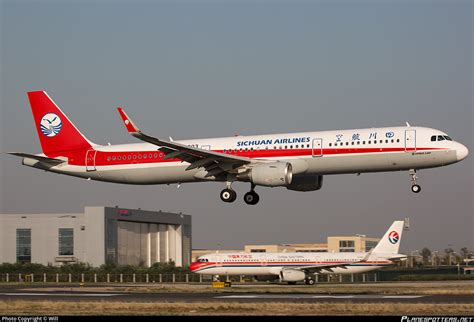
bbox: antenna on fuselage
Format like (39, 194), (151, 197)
(405, 122), (411, 127)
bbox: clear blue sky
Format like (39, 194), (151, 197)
(1, 1), (472, 253)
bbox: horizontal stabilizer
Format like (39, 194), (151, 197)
(7, 152), (65, 165)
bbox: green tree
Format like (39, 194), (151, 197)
(420, 247), (431, 265)
(444, 248), (454, 265)
(460, 247), (470, 259)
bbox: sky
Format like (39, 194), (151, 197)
(1, 0), (472, 254)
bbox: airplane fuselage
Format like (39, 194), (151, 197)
(190, 252), (394, 276)
(26, 126), (468, 185)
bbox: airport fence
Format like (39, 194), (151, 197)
(1, 267), (471, 284)
(0, 272), (382, 284)
(0, 273), (212, 284)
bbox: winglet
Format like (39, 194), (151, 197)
(117, 107), (140, 133)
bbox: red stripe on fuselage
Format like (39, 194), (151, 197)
(61, 147), (445, 166)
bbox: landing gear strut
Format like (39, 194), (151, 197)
(220, 181), (237, 203)
(244, 184), (260, 205)
(409, 169), (421, 193)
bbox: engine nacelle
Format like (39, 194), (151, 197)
(254, 275), (279, 282)
(246, 162), (293, 187)
(279, 269), (306, 282)
(286, 174), (323, 192)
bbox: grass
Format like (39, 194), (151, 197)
(1, 301), (473, 315)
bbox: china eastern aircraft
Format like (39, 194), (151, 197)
(190, 221), (407, 285)
(9, 91), (469, 204)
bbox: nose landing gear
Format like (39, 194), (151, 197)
(409, 169), (421, 193)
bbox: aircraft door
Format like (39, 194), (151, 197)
(312, 138), (323, 157)
(86, 149), (97, 171)
(201, 145), (211, 150)
(405, 130), (416, 152)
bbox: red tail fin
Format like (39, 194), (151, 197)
(28, 91), (93, 156)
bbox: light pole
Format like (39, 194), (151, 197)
(432, 251), (438, 266)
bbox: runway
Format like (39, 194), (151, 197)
(0, 291), (472, 303)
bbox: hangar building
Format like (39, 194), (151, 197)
(0, 207), (191, 267)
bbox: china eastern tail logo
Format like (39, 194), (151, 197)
(40, 113), (62, 137)
(388, 231), (399, 244)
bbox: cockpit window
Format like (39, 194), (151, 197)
(437, 135), (445, 141)
(444, 136), (452, 141)
(197, 258), (208, 262)
(431, 135), (436, 142)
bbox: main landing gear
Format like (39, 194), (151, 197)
(220, 183), (261, 205)
(409, 169), (421, 193)
(243, 184), (259, 205)
(220, 188), (237, 203)
(304, 276), (315, 285)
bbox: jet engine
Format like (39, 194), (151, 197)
(279, 269), (306, 282)
(240, 162), (293, 187)
(286, 174), (323, 191)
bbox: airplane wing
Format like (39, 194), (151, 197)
(7, 152), (65, 165)
(117, 108), (252, 179)
(295, 263), (351, 274)
(295, 251), (374, 274)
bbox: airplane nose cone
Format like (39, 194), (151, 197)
(457, 144), (469, 161)
(189, 262), (199, 272)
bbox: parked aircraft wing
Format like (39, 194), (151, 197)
(295, 263), (352, 274)
(117, 107), (252, 179)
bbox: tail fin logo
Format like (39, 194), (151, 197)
(388, 231), (399, 244)
(40, 113), (62, 137)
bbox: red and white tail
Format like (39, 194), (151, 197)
(27, 91), (94, 156)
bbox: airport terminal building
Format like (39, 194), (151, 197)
(0, 207), (192, 267)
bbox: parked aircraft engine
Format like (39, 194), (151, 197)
(254, 275), (279, 282)
(242, 162), (293, 187)
(279, 269), (305, 282)
(286, 174), (323, 191)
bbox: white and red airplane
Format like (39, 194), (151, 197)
(190, 221), (406, 285)
(9, 91), (469, 204)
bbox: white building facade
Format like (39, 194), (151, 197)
(0, 207), (191, 267)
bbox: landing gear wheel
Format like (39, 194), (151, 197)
(244, 191), (260, 205)
(411, 184), (421, 193)
(220, 189), (237, 203)
(409, 169), (421, 194)
(305, 278), (315, 285)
